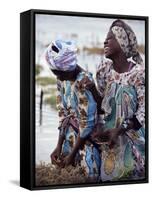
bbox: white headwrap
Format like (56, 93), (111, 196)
(111, 25), (143, 65)
(45, 40), (77, 71)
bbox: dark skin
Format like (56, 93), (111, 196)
(51, 65), (84, 81)
(91, 29), (135, 145)
(50, 65), (86, 167)
(104, 31), (130, 73)
(91, 122), (134, 148)
(62, 135), (85, 166)
(51, 134), (85, 167)
(50, 134), (65, 166)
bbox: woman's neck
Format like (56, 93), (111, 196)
(69, 65), (82, 81)
(112, 53), (129, 73)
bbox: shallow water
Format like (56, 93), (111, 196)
(36, 93), (59, 164)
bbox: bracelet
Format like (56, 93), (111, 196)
(97, 114), (105, 124)
(121, 119), (131, 130)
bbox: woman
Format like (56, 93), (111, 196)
(92, 19), (145, 181)
(97, 20), (145, 181)
(45, 40), (101, 179)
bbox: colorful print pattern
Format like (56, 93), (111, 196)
(56, 71), (101, 178)
(96, 59), (145, 181)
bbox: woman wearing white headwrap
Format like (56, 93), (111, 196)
(97, 20), (145, 181)
(91, 19), (145, 181)
(45, 40), (101, 180)
(46, 40), (78, 72)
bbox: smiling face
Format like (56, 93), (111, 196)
(104, 31), (122, 59)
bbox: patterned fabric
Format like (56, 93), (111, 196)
(111, 26), (129, 55)
(111, 22), (143, 65)
(56, 71), (101, 178)
(96, 59), (145, 181)
(46, 40), (77, 71)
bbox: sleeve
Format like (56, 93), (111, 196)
(134, 69), (145, 128)
(56, 80), (67, 127)
(96, 60), (108, 98)
(77, 75), (97, 139)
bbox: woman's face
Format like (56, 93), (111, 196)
(104, 31), (122, 59)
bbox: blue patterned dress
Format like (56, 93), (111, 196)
(96, 59), (145, 181)
(56, 71), (101, 178)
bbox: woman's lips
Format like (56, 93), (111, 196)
(104, 47), (110, 53)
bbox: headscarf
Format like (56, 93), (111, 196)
(45, 40), (77, 71)
(110, 19), (143, 65)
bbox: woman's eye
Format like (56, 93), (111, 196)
(108, 37), (112, 40)
(52, 45), (59, 53)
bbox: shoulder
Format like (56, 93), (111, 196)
(57, 79), (64, 91)
(75, 71), (94, 92)
(129, 64), (145, 86)
(77, 71), (94, 82)
(96, 58), (112, 77)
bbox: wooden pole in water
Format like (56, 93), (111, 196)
(39, 89), (43, 126)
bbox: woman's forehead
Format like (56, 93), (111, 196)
(106, 31), (114, 38)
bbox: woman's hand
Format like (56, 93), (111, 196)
(50, 134), (65, 165)
(62, 154), (75, 167)
(50, 146), (62, 165)
(91, 127), (124, 146)
(102, 128), (123, 146)
(79, 75), (95, 90)
(91, 123), (107, 142)
(62, 135), (85, 167)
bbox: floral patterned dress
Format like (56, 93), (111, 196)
(96, 59), (145, 181)
(56, 71), (101, 178)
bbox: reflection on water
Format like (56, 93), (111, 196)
(36, 94), (59, 164)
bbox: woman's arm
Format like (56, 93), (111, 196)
(63, 75), (97, 166)
(50, 80), (67, 164)
(133, 69), (145, 128)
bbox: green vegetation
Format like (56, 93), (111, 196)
(36, 64), (43, 76)
(36, 76), (57, 86)
(82, 45), (145, 55)
(83, 46), (104, 55)
(138, 44), (145, 54)
(44, 95), (56, 109)
(43, 88), (57, 95)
